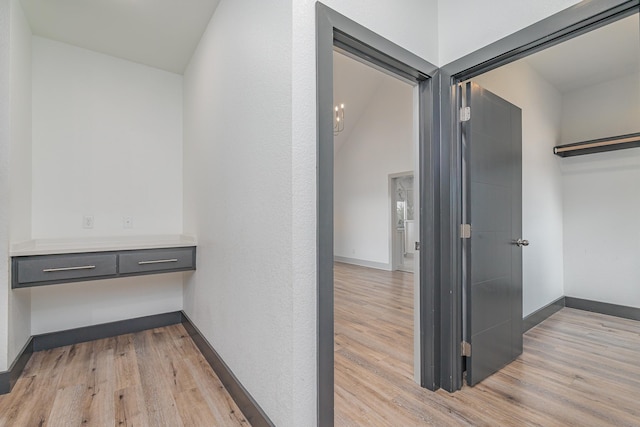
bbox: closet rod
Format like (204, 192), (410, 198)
(553, 132), (640, 157)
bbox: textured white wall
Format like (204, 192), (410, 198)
(438, 0), (581, 65)
(31, 37), (183, 238)
(473, 60), (565, 317)
(182, 0), (293, 425)
(334, 77), (414, 267)
(0, 0), (11, 371)
(8, 0), (32, 365)
(561, 72), (640, 308)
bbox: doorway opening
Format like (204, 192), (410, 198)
(332, 49), (420, 424)
(443, 4), (640, 390)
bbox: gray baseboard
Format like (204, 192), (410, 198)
(180, 311), (274, 427)
(0, 311), (182, 395)
(334, 256), (391, 271)
(522, 296), (566, 332)
(0, 337), (34, 395)
(565, 297), (640, 321)
(32, 311), (183, 352)
(1, 309), (274, 427)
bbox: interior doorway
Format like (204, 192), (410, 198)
(316, 4), (439, 425)
(332, 49), (422, 423)
(448, 7), (640, 390)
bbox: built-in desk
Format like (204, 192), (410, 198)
(10, 235), (196, 289)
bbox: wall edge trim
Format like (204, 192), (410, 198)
(180, 311), (274, 427)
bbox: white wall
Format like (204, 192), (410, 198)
(473, 60), (565, 317)
(31, 37), (183, 238)
(438, 0), (581, 65)
(334, 78), (414, 267)
(29, 37), (185, 335)
(561, 72), (640, 308)
(8, 0), (31, 366)
(30, 274), (184, 334)
(561, 72), (640, 143)
(9, 0), (30, 244)
(182, 1), (294, 425)
(0, 0), (11, 371)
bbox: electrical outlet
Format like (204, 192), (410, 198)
(83, 215), (94, 229)
(123, 216), (133, 229)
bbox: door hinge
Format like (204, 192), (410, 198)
(460, 106), (471, 122)
(414, 241), (421, 251)
(460, 223), (471, 239)
(461, 341), (472, 357)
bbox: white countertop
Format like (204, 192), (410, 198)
(10, 234), (197, 256)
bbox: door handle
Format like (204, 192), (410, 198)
(514, 238), (529, 247)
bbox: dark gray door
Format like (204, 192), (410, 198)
(461, 81), (523, 386)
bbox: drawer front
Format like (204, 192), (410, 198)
(16, 253), (118, 285)
(119, 247), (195, 274)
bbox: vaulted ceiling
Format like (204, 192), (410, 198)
(20, 0), (221, 74)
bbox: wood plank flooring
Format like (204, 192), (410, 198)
(0, 324), (247, 427)
(334, 262), (640, 426)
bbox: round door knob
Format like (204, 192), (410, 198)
(515, 238), (529, 247)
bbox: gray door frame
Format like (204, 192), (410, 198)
(439, 0), (640, 392)
(316, 3), (439, 426)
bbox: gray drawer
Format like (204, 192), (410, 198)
(119, 247), (195, 274)
(15, 253), (118, 286)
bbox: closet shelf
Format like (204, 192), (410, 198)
(553, 132), (640, 158)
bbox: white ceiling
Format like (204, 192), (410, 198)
(525, 13), (640, 93)
(20, 0), (221, 74)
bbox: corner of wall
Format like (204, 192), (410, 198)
(7, 0), (33, 366)
(0, 0), (11, 372)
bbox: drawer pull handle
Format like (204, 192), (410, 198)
(138, 258), (179, 265)
(43, 265), (96, 273)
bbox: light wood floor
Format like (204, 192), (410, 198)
(0, 324), (247, 427)
(334, 262), (640, 426)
